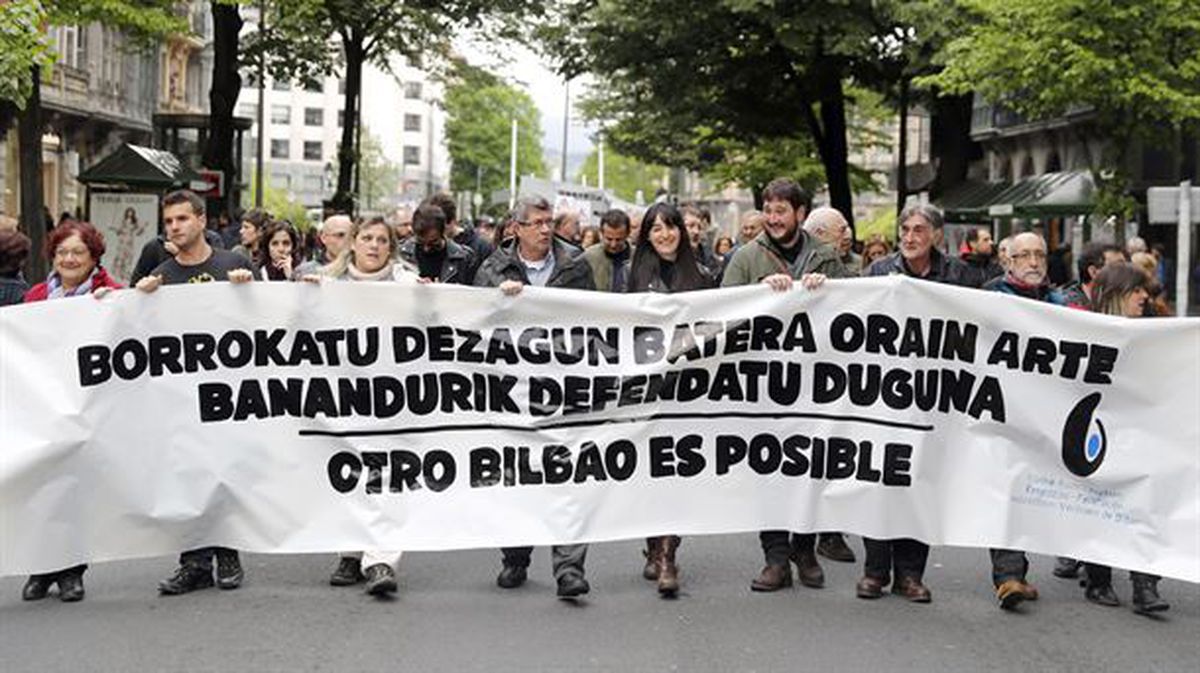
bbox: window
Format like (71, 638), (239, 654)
(303, 79), (323, 93)
(270, 173), (291, 189)
(242, 70), (259, 87)
(337, 110), (345, 127)
(271, 104), (290, 124)
(403, 145), (421, 165)
(404, 114), (421, 132)
(270, 139), (290, 159)
(272, 79), (291, 91)
(303, 141), (323, 161)
(302, 174), (325, 192)
(338, 79), (346, 95)
(238, 103), (258, 119)
(56, 26), (85, 69)
(404, 82), (422, 100)
(304, 108), (323, 126)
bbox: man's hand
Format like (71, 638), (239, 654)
(300, 273), (323, 284)
(135, 275), (162, 293)
(761, 273), (793, 292)
(227, 268), (254, 284)
(499, 280), (524, 296)
(799, 273), (827, 290)
(163, 241), (180, 256)
(92, 287), (115, 300)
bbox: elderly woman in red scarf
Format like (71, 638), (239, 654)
(21, 220), (122, 603)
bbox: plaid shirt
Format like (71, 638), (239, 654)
(0, 276), (30, 307)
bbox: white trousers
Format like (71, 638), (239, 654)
(339, 550), (402, 570)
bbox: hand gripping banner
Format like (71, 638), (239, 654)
(1, 277), (1197, 580)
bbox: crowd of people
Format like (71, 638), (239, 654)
(0, 179), (1176, 617)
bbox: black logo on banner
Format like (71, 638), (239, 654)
(1061, 392), (1107, 477)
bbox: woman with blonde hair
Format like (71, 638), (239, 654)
(302, 216), (419, 596)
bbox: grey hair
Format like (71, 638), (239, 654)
(515, 195), (552, 223)
(803, 206), (848, 236)
(897, 203), (944, 230)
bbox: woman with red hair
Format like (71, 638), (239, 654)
(20, 220), (122, 603)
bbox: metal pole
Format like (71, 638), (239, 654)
(1178, 180), (1192, 316)
(509, 118), (517, 210)
(254, 0), (266, 208)
(598, 133), (605, 191)
(560, 78), (569, 182)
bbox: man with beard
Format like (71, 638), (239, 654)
(396, 201), (478, 284)
(961, 226), (1004, 284)
(580, 209), (632, 292)
(721, 178), (850, 593)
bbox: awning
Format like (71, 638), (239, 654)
(939, 170), (1095, 223)
(77, 144), (202, 189)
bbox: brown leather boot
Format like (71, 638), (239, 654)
(657, 536), (681, 597)
(643, 537), (661, 581)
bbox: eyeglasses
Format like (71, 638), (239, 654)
(519, 218), (552, 229)
(1010, 250), (1047, 262)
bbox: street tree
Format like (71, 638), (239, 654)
(924, 0), (1200, 229)
(442, 60), (545, 208)
(245, 0), (540, 213)
(0, 0), (182, 278)
(332, 126), (400, 212)
(542, 0), (960, 226)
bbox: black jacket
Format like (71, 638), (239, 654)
(866, 248), (982, 288)
(397, 239), (478, 285)
(474, 238), (595, 290)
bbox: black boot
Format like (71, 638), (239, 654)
(330, 557), (365, 586)
(1084, 582), (1120, 607)
(22, 574), (55, 601)
(1131, 575), (1169, 615)
(57, 569), (85, 603)
(1053, 556), (1082, 579)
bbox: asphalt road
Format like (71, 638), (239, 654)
(1, 535), (1196, 673)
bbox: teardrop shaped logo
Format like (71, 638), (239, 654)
(1062, 392), (1107, 477)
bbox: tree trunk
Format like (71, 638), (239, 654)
(18, 66), (46, 281)
(929, 93), (976, 200)
(333, 35), (364, 213)
(896, 77), (909, 217)
(811, 66), (854, 229)
(202, 2), (243, 219)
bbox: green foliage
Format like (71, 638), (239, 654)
(575, 146), (663, 203)
(855, 206), (898, 242)
(254, 169), (314, 231)
(923, 0), (1200, 221)
(0, 0), (53, 108)
(442, 59), (545, 202)
(540, 0), (955, 216)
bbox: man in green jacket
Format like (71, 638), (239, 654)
(721, 178), (851, 593)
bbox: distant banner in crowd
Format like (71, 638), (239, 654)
(1, 278), (1198, 581)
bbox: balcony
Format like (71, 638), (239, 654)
(970, 95), (1093, 140)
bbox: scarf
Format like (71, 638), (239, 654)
(46, 267), (98, 299)
(346, 262), (395, 282)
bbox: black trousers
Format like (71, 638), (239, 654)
(759, 531), (815, 566)
(863, 537), (928, 580)
(179, 546), (237, 569)
(501, 544), (588, 579)
(1085, 563), (1159, 586)
(989, 548), (1029, 585)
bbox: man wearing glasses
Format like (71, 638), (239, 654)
(981, 231), (1065, 610)
(473, 195), (596, 599)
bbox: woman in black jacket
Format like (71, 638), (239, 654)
(625, 202), (712, 597)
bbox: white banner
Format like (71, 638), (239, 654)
(1, 278), (1198, 581)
